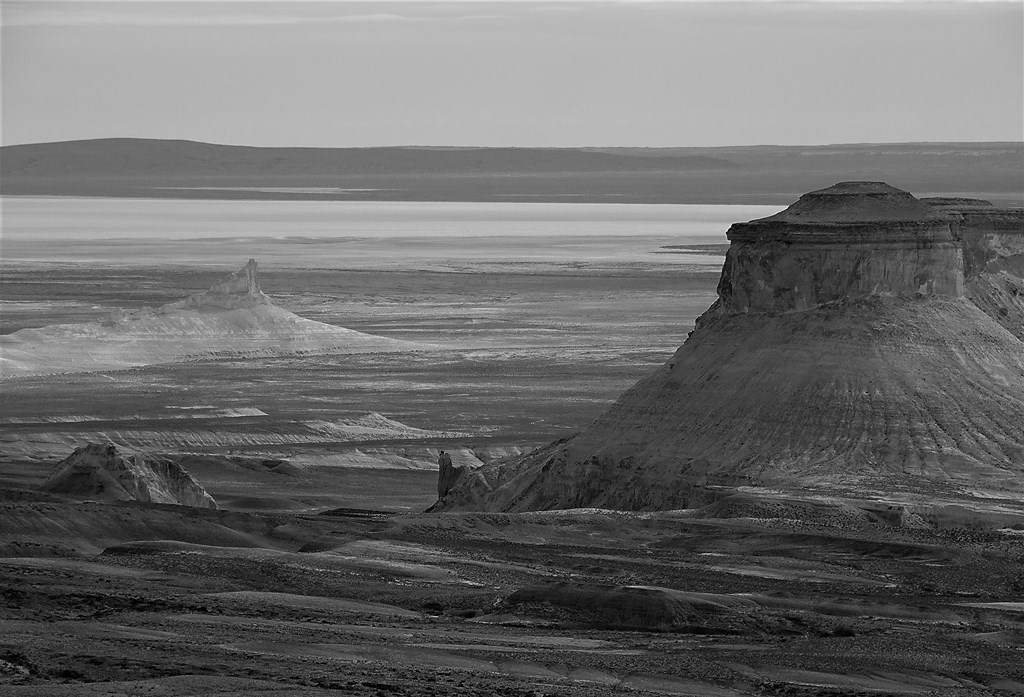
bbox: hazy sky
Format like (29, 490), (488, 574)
(2, 0), (1022, 147)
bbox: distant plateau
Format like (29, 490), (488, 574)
(3, 138), (1022, 205)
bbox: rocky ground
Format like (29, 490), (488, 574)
(1, 495), (1023, 696)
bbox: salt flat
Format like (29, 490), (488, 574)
(0, 197), (771, 268)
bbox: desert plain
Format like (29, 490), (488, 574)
(2, 194), (1024, 696)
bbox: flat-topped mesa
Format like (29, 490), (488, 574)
(180, 258), (270, 311)
(718, 182), (962, 315)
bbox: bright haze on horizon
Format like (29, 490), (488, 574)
(1, 0), (1022, 149)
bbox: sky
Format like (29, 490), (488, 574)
(1, 0), (1022, 148)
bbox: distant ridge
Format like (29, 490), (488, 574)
(2, 138), (1021, 205)
(0, 137), (737, 176)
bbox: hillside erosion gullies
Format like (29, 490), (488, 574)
(0, 259), (425, 378)
(432, 183), (1024, 514)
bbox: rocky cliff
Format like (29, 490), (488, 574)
(40, 442), (217, 508)
(433, 183), (1024, 513)
(717, 183), (962, 315)
(929, 197), (1024, 341)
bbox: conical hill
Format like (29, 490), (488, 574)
(0, 259), (422, 377)
(41, 442), (217, 509)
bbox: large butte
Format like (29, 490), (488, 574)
(433, 182), (1024, 514)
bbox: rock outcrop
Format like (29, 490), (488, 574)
(40, 442), (217, 508)
(928, 197), (1024, 341)
(433, 183), (1024, 513)
(1, 260), (423, 377)
(178, 258), (270, 311)
(437, 456), (473, 499)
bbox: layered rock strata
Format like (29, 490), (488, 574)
(719, 182), (962, 314)
(928, 198), (1024, 341)
(433, 183), (1024, 512)
(41, 442), (217, 508)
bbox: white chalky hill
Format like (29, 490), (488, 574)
(1, 259), (421, 377)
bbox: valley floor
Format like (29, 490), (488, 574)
(2, 500), (1023, 696)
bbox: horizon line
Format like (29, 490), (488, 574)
(4, 137), (1023, 151)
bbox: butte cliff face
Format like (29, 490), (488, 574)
(40, 442), (217, 508)
(929, 198), (1024, 342)
(717, 182), (962, 314)
(0, 259), (422, 377)
(434, 183), (1024, 513)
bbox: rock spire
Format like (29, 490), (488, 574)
(181, 258), (270, 310)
